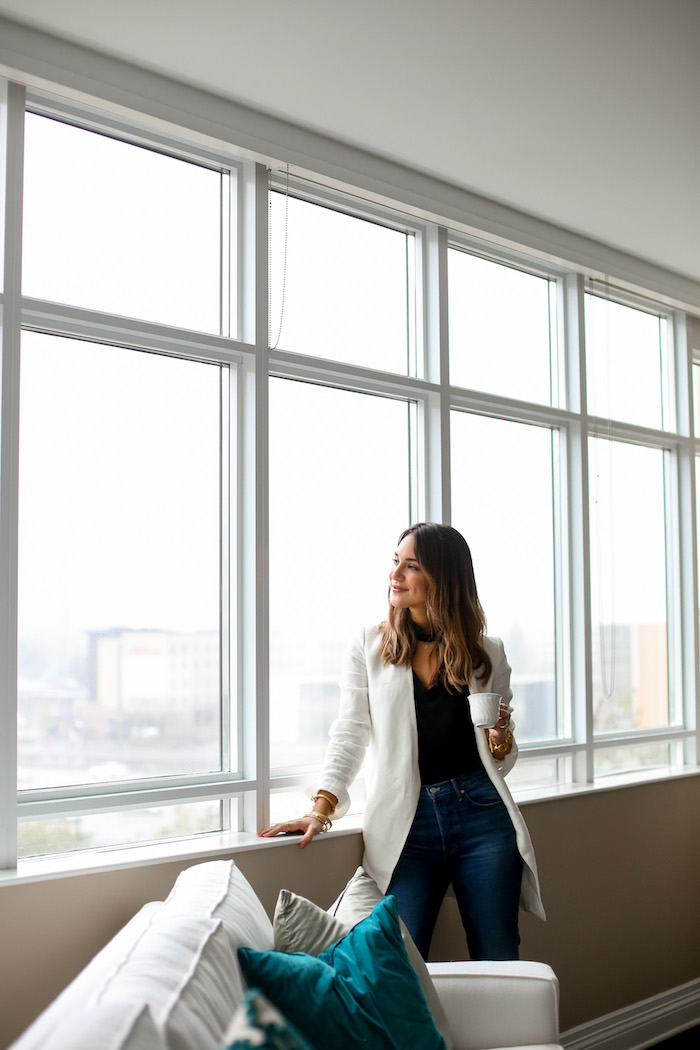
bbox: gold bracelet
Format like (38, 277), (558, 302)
(311, 791), (337, 815)
(488, 727), (514, 757)
(306, 811), (332, 832)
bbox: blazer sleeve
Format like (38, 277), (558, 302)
(311, 628), (373, 818)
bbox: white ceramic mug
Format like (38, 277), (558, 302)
(468, 692), (502, 728)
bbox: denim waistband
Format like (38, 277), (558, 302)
(421, 768), (490, 798)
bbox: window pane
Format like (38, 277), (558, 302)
(507, 756), (572, 793)
(17, 334), (224, 790)
(268, 380), (411, 770)
(270, 193), (413, 373)
(696, 458), (700, 623)
(448, 250), (557, 405)
(18, 801), (222, 859)
(22, 115), (224, 332)
(585, 294), (667, 429)
(594, 742), (678, 780)
(589, 439), (669, 732)
(270, 782), (366, 825)
(451, 413), (559, 741)
(693, 363), (700, 437)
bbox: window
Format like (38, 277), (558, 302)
(0, 83), (696, 871)
(585, 293), (669, 429)
(23, 115), (229, 334)
(268, 379), (412, 772)
(269, 190), (416, 374)
(448, 249), (559, 405)
(693, 362), (700, 437)
(583, 292), (680, 782)
(17, 335), (225, 801)
(451, 413), (561, 743)
(8, 105), (239, 862)
(588, 439), (671, 735)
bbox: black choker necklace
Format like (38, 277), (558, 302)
(413, 621), (439, 645)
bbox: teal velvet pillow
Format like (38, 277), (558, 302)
(221, 989), (315, 1050)
(238, 895), (447, 1050)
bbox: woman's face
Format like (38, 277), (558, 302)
(389, 534), (430, 621)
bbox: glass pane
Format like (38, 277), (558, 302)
(589, 439), (669, 732)
(18, 801), (222, 859)
(269, 781), (367, 826)
(17, 334), (224, 790)
(693, 363), (700, 437)
(594, 742), (677, 780)
(22, 114), (224, 332)
(585, 294), (666, 429)
(507, 756), (571, 793)
(697, 458), (700, 630)
(451, 413), (558, 741)
(268, 380), (411, 770)
(448, 249), (556, 405)
(270, 193), (412, 373)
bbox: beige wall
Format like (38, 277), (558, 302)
(1, 776), (699, 1049)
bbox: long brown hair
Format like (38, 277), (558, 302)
(378, 522), (492, 691)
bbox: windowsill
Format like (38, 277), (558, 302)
(510, 761), (700, 803)
(2, 764), (698, 887)
(0, 815), (365, 887)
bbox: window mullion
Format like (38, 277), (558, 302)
(240, 163), (270, 833)
(0, 79), (25, 870)
(564, 272), (594, 783)
(662, 445), (682, 733)
(424, 224), (449, 522)
(673, 314), (699, 761)
(220, 366), (232, 819)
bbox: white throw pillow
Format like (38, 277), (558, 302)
(47, 1003), (167, 1050)
(94, 916), (239, 1050)
(159, 859), (273, 956)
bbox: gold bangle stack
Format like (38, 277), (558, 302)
(311, 790), (337, 815)
(306, 811), (332, 832)
(488, 727), (514, 757)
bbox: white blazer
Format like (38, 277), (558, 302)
(314, 625), (546, 921)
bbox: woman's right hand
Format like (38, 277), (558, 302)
(257, 814), (324, 849)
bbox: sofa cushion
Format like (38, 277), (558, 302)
(95, 916), (239, 1050)
(160, 860), (274, 957)
(273, 888), (347, 955)
(239, 895), (447, 1050)
(47, 1003), (167, 1050)
(221, 990), (315, 1050)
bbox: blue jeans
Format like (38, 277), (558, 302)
(386, 769), (523, 961)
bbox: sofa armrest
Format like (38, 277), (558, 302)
(426, 961), (561, 1050)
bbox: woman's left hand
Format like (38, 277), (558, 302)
(257, 815), (325, 849)
(488, 703), (512, 748)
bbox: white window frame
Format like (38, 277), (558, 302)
(1, 78), (698, 876)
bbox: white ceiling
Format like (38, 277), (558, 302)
(1, 0), (699, 282)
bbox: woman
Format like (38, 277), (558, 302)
(260, 522), (545, 960)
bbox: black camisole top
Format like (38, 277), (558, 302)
(412, 671), (482, 785)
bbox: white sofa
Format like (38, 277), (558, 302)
(9, 860), (561, 1050)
